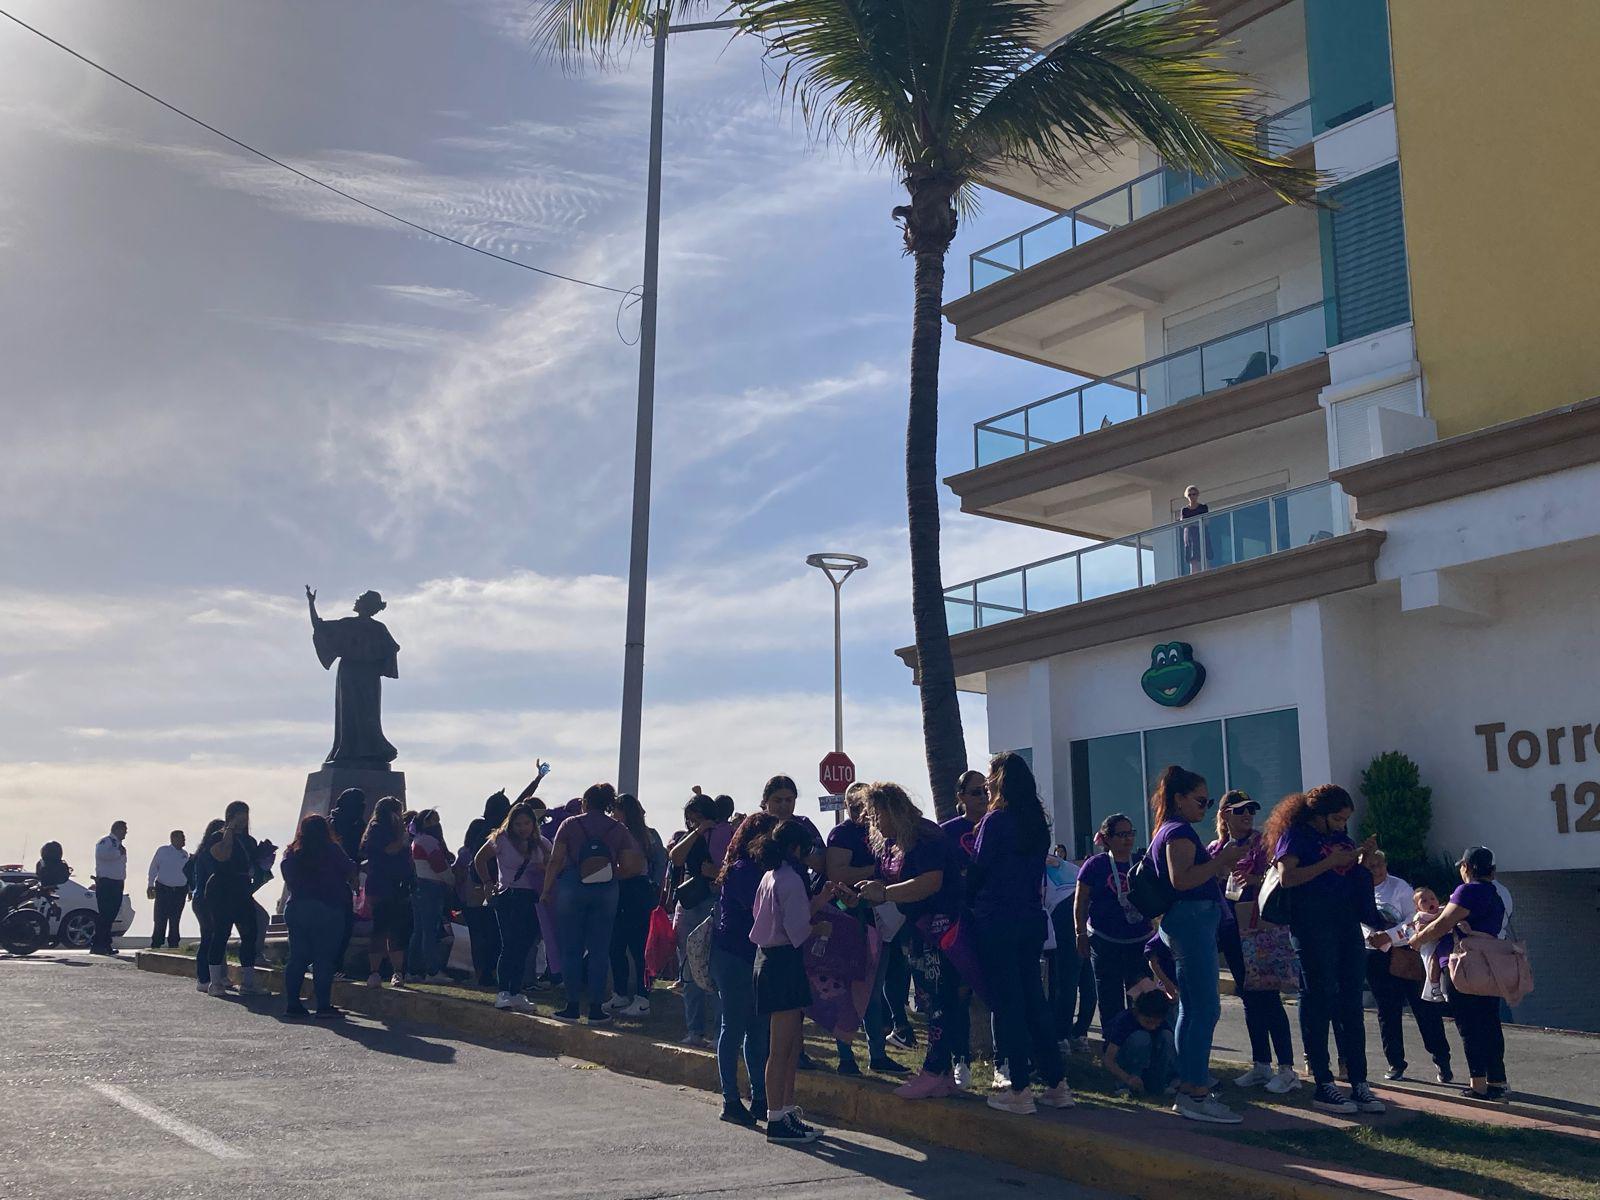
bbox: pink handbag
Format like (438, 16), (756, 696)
(1447, 930), (1533, 1006)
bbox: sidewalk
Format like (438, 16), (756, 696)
(135, 951), (1598, 1200)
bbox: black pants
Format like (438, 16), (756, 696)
(205, 877), (258, 971)
(92, 878), (124, 951)
(151, 884), (187, 948)
(461, 905), (500, 987)
(1220, 918), (1294, 1066)
(1088, 935), (1150, 1034)
(883, 939), (912, 1030)
(902, 923), (962, 1074)
(610, 879), (654, 997)
(1445, 980), (1506, 1084)
(1292, 913), (1367, 1085)
(1366, 950), (1451, 1072)
(1046, 904), (1096, 1040)
(977, 913), (1064, 1091)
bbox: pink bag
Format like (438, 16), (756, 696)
(1447, 930), (1533, 1006)
(353, 882), (372, 921)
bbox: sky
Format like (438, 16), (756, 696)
(0, 0), (1084, 922)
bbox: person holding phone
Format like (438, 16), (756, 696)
(1209, 792), (1298, 1093)
(1264, 785), (1385, 1115)
(204, 801), (262, 995)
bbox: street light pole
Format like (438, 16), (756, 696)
(806, 553), (869, 754)
(618, 12), (740, 799)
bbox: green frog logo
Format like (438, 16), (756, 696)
(1141, 642), (1205, 707)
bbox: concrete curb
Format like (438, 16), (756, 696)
(136, 951), (1395, 1200)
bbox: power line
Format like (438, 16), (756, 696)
(0, 6), (634, 296)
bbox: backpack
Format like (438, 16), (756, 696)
(1127, 852), (1175, 920)
(575, 817), (616, 885)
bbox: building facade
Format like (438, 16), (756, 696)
(905, 0), (1600, 1031)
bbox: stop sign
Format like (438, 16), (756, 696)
(819, 751), (856, 793)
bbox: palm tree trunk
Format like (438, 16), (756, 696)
(906, 242), (968, 821)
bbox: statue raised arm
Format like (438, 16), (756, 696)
(307, 587), (400, 769)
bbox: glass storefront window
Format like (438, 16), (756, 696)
(1224, 709), (1303, 818)
(1144, 720), (1227, 840)
(1070, 733), (1144, 858)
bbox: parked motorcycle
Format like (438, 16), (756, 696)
(1, 877), (51, 956)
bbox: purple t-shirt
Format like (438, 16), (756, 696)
(826, 818), (875, 870)
(1145, 929), (1176, 981)
(876, 819), (961, 919)
(969, 808), (1044, 924)
(1436, 880), (1506, 965)
(1076, 852), (1152, 943)
(939, 814), (976, 866)
(1148, 820), (1221, 903)
(713, 856), (762, 962)
(1274, 823), (1361, 904)
(282, 844), (355, 910)
(1103, 1007), (1146, 1048)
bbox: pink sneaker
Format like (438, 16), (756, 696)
(895, 1070), (956, 1100)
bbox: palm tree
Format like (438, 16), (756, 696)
(537, 0), (1316, 819)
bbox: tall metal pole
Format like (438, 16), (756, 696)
(617, 11), (668, 799)
(831, 579), (844, 753)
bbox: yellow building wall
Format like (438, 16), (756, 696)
(1389, 0), (1600, 438)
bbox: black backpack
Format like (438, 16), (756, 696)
(575, 817), (616, 885)
(1128, 851), (1176, 920)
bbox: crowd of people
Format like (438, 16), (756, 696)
(44, 754), (1527, 1138)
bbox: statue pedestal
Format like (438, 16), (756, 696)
(296, 765), (406, 829)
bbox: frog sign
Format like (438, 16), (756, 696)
(1141, 642), (1206, 707)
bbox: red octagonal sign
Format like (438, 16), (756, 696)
(819, 751), (856, 793)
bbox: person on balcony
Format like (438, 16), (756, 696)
(1180, 486), (1211, 575)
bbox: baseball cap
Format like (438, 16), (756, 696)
(1220, 790), (1260, 814)
(1457, 846), (1495, 874)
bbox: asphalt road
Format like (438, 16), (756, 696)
(0, 951), (1118, 1200)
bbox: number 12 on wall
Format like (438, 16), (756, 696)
(1550, 782), (1600, 833)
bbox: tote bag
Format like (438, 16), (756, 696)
(1240, 922), (1300, 993)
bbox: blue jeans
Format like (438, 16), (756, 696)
(1160, 899), (1222, 1088)
(493, 888), (539, 994)
(675, 899), (716, 1037)
(1115, 1027), (1177, 1093)
(192, 895), (211, 984)
(1292, 911), (1368, 1084)
(710, 945), (769, 1111)
(974, 912), (1064, 1091)
(555, 872), (619, 1009)
(284, 898), (344, 1010)
(407, 879), (449, 977)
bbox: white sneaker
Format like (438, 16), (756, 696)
(1265, 1066), (1301, 1094)
(603, 993), (631, 1012)
(390, 974), (406, 988)
(1234, 1062), (1274, 1088)
(1037, 1082), (1075, 1109)
(986, 1089), (1036, 1115)
(494, 991), (514, 1010)
(505, 993), (534, 1012)
(620, 997), (650, 1017)
(1174, 1092), (1243, 1124)
(952, 1060), (971, 1089)
(992, 1064), (1012, 1090)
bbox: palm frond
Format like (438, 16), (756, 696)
(533, 0), (728, 61)
(962, 2), (1319, 202)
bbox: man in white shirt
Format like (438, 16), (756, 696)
(1361, 851), (1454, 1083)
(92, 821), (128, 955)
(147, 830), (191, 950)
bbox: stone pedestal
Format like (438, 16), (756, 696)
(297, 765), (406, 829)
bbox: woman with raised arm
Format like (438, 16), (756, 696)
(473, 801), (550, 1012)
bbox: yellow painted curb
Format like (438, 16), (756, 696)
(137, 951), (1377, 1200)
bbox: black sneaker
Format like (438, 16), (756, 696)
(553, 1005), (580, 1021)
(1486, 1086), (1509, 1102)
(719, 1100), (757, 1127)
(587, 1005), (611, 1024)
(1435, 1062), (1454, 1085)
(750, 1103), (767, 1123)
(836, 1056), (861, 1077)
(1350, 1082), (1386, 1114)
(1312, 1083), (1358, 1114)
(313, 1007), (344, 1020)
(1383, 1065), (1406, 1081)
(869, 1056), (910, 1075)
(887, 1025), (918, 1050)
(284, 1004), (311, 1018)
(1461, 1086), (1492, 1101)
(766, 1113), (819, 1144)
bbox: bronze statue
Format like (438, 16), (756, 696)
(306, 586), (400, 769)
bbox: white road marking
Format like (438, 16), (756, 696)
(87, 1082), (249, 1159)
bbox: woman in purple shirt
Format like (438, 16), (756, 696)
(1148, 765), (1245, 1124)
(968, 752), (1073, 1114)
(709, 813), (777, 1127)
(1410, 846), (1508, 1100)
(281, 813), (356, 1018)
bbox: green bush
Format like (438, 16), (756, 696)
(1358, 750), (1433, 877)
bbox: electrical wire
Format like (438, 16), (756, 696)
(0, 6), (635, 297)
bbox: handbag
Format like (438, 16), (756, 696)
(644, 905), (677, 983)
(1389, 945), (1426, 982)
(1255, 861), (1292, 927)
(684, 913), (715, 993)
(1447, 930), (1534, 1006)
(1240, 922), (1299, 993)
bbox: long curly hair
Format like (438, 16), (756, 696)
(862, 781), (923, 859)
(1261, 784), (1353, 852)
(717, 812), (777, 886)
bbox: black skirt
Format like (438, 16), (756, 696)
(754, 943), (812, 1015)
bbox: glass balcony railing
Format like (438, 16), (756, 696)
(972, 301), (1326, 467)
(968, 100), (1313, 293)
(943, 480), (1349, 633)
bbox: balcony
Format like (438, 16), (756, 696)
(968, 101), (1312, 295)
(944, 480), (1349, 632)
(972, 302), (1326, 468)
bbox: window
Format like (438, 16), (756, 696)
(1305, 0), (1393, 135)
(1320, 163), (1411, 344)
(1068, 709), (1303, 856)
